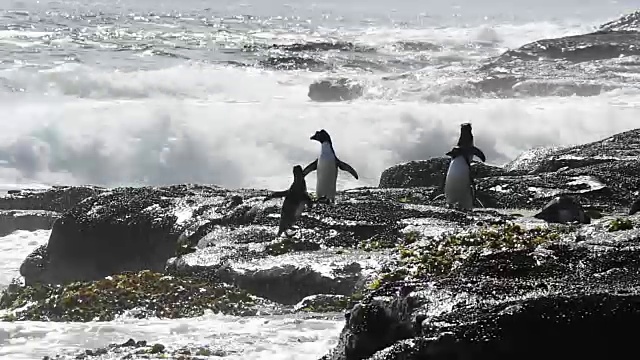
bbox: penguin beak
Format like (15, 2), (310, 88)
(310, 134), (317, 141)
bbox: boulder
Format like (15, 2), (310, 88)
(0, 186), (103, 212)
(378, 157), (507, 189)
(19, 184), (257, 285)
(308, 78), (364, 102)
(320, 221), (640, 360)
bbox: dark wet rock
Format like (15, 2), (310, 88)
(308, 78), (364, 102)
(18, 185), (260, 286)
(391, 41), (443, 52)
(260, 56), (329, 71)
(599, 11), (640, 33)
(0, 210), (58, 236)
(0, 270), (271, 322)
(320, 221), (640, 360)
(472, 12), (640, 98)
(244, 41), (374, 53)
(504, 128), (640, 173)
(378, 157), (507, 189)
(0, 185), (103, 212)
(295, 294), (359, 313)
(494, 31), (640, 64)
(271, 41), (373, 53)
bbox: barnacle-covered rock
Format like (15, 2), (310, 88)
(0, 270), (263, 322)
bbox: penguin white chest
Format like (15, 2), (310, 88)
(444, 156), (473, 209)
(316, 142), (338, 199)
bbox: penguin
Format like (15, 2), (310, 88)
(444, 146), (480, 210)
(457, 122), (486, 163)
(534, 195), (591, 224)
(302, 129), (358, 203)
(263, 165), (313, 237)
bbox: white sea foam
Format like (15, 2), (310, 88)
(0, 313), (343, 360)
(0, 230), (50, 289)
(0, 229), (343, 360)
(0, 78), (636, 193)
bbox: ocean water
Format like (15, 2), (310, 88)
(1, 0), (640, 358)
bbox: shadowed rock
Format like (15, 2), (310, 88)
(534, 195), (590, 224)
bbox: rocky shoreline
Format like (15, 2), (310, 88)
(0, 125), (639, 359)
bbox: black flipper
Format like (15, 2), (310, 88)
(263, 190), (289, 202)
(336, 158), (359, 179)
(302, 160), (318, 177)
(473, 146), (486, 162)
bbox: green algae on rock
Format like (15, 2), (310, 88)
(0, 270), (258, 322)
(607, 217), (634, 232)
(294, 293), (367, 313)
(264, 236), (321, 256)
(369, 223), (569, 289)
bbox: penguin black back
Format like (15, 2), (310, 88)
(290, 165), (307, 198)
(454, 123), (486, 163)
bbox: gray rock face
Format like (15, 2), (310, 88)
(469, 12), (640, 98)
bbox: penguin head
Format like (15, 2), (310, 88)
(461, 123), (472, 132)
(311, 129), (332, 144)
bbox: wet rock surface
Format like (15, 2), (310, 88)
(1, 128), (640, 359)
(320, 218), (640, 360)
(42, 337), (229, 359)
(381, 128), (640, 213)
(471, 12), (640, 97)
(308, 78), (364, 102)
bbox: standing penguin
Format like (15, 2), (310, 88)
(263, 165), (313, 237)
(302, 129), (359, 203)
(444, 146), (480, 210)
